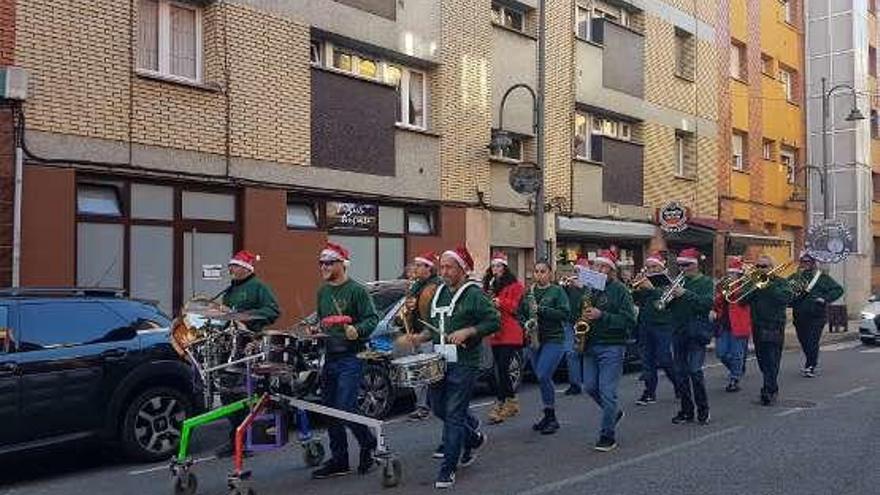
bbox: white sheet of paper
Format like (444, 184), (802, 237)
(435, 344), (458, 363)
(577, 268), (607, 291)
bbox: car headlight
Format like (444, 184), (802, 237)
(861, 311), (876, 320)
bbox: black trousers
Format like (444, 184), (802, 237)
(754, 324), (785, 397)
(795, 317), (826, 369)
(492, 345), (520, 401)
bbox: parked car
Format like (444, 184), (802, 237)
(0, 288), (200, 462)
(859, 294), (880, 344)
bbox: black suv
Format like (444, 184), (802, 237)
(0, 288), (200, 462)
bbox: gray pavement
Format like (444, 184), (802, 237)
(1, 332), (878, 495)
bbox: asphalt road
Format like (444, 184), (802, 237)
(2, 336), (878, 495)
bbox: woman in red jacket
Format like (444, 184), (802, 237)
(713, 256), (753, 392)
(483, 252), (525, 424)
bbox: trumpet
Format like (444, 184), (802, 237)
(573, 292), (592, 353)
(630, 267), (650, 289)
(655, 272), (685, 310)
(722, 260), (796, 304)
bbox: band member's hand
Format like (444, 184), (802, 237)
(639, 279), (654, 290)
(395, 333), (419, 348)
(306, 325), (320, 336)
(344, 324), (359, 340)
(671, 286), (686, 297)
(586, 308), (603, 320)
(405, 296), (417, 311)
(815, 297), (826, 304)
(530, 302), (539, 314)
(709, 310), (718, 322)
(448, 328), (476, 345)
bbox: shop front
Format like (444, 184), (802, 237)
(556, 216), (656, 284)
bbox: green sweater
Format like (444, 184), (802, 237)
(788, 270), (844, 321)
(222, 275), (280, 332)
(667, 273), (714, 333)
(317, 278), (379, 355)
(587, 279), (636, 346)
(532, 284), (571, 344)
(744, 276), (793, 329)
(564, 285), (590, 322)
(407, 275), (442, 332)
(632, 287), (674, 328)
(426, 282), (500, 369)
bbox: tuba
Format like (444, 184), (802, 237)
(573, 291), (592, 353)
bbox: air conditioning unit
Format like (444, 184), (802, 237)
(0, 66), (28, 101)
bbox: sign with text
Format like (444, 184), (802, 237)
(657, 201), (690, 233)
(326, 202), (378, 232)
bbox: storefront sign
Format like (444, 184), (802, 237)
(657, 202), (689, 233)
(326, 202), (378, 232)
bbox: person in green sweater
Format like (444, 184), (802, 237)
(403, 246), (498, 489)
(580, 249), (636, 452)
(310, 242), (379, 480)
(666, 247), (714, 426)
(788, 251), (844, 378)
(400, 251), (442, 420)
(215, 250), (280, 458)
(529, 260), (571, 435)
(743, 254), (794, 406)
(631, 251), (677, 405)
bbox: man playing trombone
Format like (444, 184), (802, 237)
(666, 248), (714, 425)
(740, 254), (794, 406)
(788, 251), (843, 378)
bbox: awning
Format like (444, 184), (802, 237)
(726, 232), (790, 247)
(688, 217), (790, 247)
(557, 216), (657, 239)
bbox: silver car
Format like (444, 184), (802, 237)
(858, 295), (880, 345)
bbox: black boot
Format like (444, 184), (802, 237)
(532, 409), (551, 431)
(540, 408), (559, 435)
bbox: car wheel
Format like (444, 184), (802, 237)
(508, 351), (524, 393)
(358, 363), (394, 420)
(121, 386), (193, 462)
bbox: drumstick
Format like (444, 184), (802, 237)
(417, 319), (467, 347)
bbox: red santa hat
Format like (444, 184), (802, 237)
(676, 247), (702, 265)
(645, 251), (666, 268)
(442, 246), (475, 273)
(319, 242), (350, 265)
(413, 251), (438, 267)
(490, 251), (509, 266)
(727, 256), (745, 274)
(229, 250), (260, 272)
(593, 249), (618, 269)
(575, 254), (590, 267)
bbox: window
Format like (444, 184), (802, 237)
(78, 184), (122, 217)
(576, 6), (590, 39)
(674, 28), (695, 80)
(19, 302), (131, 351)
(310, 40), (322, 64)
(490, 133), (524, 161)
(137, 0), (202, 82)
(574, 112), (590, 159)
(675, 131), (696, 178)
(870, 46), (877, 77)
(287, 202), (320, 229)
(730, 40), (746, 80)
(593, 115), (632, 141)
(780, 146), (796, 184)
(779, 66), (796, 102)
(732, 131), (746, 171)
(407, 210), (435, 235)
(782, 0), (794, 25)
(761, 53), (774, 75)
(492, 2), (524, 32)
(762, 138), (775, 160)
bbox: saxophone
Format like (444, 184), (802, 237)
(524, 286), (540, 350)
(573, 291), (592, 353)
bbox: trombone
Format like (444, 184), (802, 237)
(722, 259), (796, 304)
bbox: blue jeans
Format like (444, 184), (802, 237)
(531, 342), (565, 408)
(563, 323), (582, 388)
(642, 325), (676, 398)
(322, 355), (376, 463)
(430, 364), (481, 475)
(581, 344), (625, 439)
(672, 333), (708, 416)
(716, 330), (748, 381)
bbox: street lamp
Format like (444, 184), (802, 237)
(490, 0), (547, 262)
(820, 77), (865, 222)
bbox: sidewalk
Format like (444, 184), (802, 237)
(707, 319), (861, 352)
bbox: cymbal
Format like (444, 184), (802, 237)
(210, 312), (262, 322)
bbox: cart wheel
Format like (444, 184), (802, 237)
(381, 458), (402, 488)
(172, 471), (198, 495)
(228, 485), (256, 495)
(302, 441), (325, 467)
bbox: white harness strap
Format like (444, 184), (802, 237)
(430, 281), (480, 345)
(806, 270), (822, 293)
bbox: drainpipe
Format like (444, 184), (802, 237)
(12, 142), (22, 287)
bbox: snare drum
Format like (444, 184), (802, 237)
(390, 353), (446, 388)
(259, 330), (298, 371)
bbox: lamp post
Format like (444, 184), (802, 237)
(819, 77), (865, 223)
(490, 0), (547, 262)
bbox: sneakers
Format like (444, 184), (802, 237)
(434, 471), (456, 489)
(635, 394), (656, 406)
(312, 459), (352, 479)
(459, 449), (477, 468)
(803, 366), (816, 378)
(594, 435), (618, 452)
(538, 408), (559, 435)
(697, 410), (710, 425)
(432, 444), (445, 459)
(501, 397), (520, 418)
(409, 406), (431, 421)
(470, 431), (487, 452)
(725, 379), (741, 393)
(357, 448), (375, 475)
(564, 385), (582, 396)
(487, 401), (505, 424)
(672, 411), (694, 424)
(532, 411), (551, 431)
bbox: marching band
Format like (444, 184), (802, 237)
(201, 241), (845, 490)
